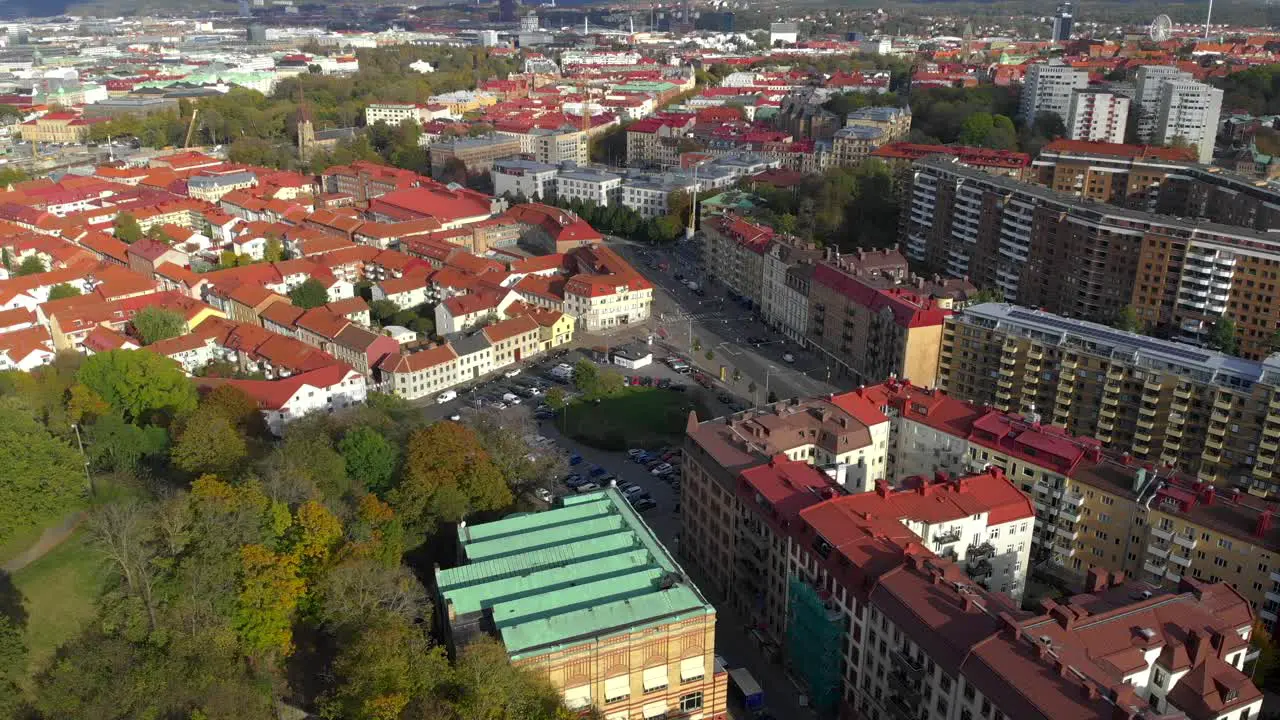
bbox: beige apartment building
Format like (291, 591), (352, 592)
(940, 302), (1280, 496)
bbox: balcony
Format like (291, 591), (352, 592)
(935, 527), (963, 545)
(1139, 404), (1158, 417)
(1168, 553), (1192, 568)
(1265, 425), (1280, 440)
(1101, 394), (1120, 406)
(1165, 568), (1184, 582)
(892, 646), (925, 677)
(1057, 506), (1081, 522)
(1054, 526), (1079, 541)
(1143, 378), (1163, 393)
(1167, 426), (1183, 438)
(1214, 397), (1232, 412)
(1028, 348), (1044, 360)
(1100, 407), (1117, 420)
(1174, 386), (1192, 401)
(1060, 491), (1085, 507)
(1144, 560), (1166, 577)
(1147, 543), (1170, 559)
(1269, 570), (1280, 584)
(1000, 354), (1018, 366)
(969, 541), (996, 559)
(1173, 534), (1198, 550)
(997, 378), (1013, 390)
(968, 558), (994, 578)
(1205, 436), (1224, 451)
(1107, 368), (1125, 381)
(1150, 527), (1174, 541)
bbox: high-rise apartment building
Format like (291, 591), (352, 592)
(1065, 89), (1130, 143)
(1019, 64), (1089, 127)
(903, 158), (1280, 353)
(681, 389), (1267, 720)
(1134, 66), (1194, 143)
(1032, 139), (1197, 206)
(436, 489), (728, 719)
(1154, 81), (1223, 164)
(940, 302), (1280, 493)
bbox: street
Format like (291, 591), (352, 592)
(607, 237), (841, 403)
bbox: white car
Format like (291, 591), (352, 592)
(436, 390), (457, 404)
(651, 463), (674, 476)
(502, 392), (522, 405)
(621, 485), (646, 498)
(504, 368), (521, 378)
(535, 487), (554, 503)
(449, 413), (462, 422)
(783, 353), (795, 363)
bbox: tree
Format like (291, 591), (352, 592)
(317, 559), (427, 629)
(465, 409), (567, 495)
(392, 422), (511, 535)
(171, 408), (248, 475)
(86, 412), (169, 471)
(1114, 306), (1141, 333)
(47, 283), (81, 300)
(264, 236), (284, 262)
(572, 358), (600, 397)
(234, 543), (307, 659)
(958, 112), (995, 146)
(320, 612), (447, 720)
(289, 277), (330, 308)
(369, 299), (400, 326)
(0, 397), (85, 550)
(78, 349), (198, 423)
(543, 387), (567, 411)
(447, 637), (576, 720)
(131, 306), (186, 345)
(339, 426), (399, 496)
(14, 255), (45, 276)
(1208, 317), (1240, 355)
(113, 213), (143, 243)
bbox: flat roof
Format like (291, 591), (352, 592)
(958, 302), (1280, 388)
(436, 489), (713, 659)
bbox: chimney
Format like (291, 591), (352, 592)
(1256, 509), (1274, 538)
(1108, 570), (1126, 587)
(1202, 486), (1216, 505)
(1085, 566), (1108, 593)
(1210, 630), (1227, 659)
(1050, 604), (1076, 631)
(998, 611), (1020, 639)
(963, 596), (976, 613)
(1186, 630), (1205, 665)
(875, 479), (890, 498)
(1053, 658), (1069, 677)
(1080, 682), (1100, 700)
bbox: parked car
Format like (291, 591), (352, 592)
(449, 413), (462, 422)
(632, 498), (658, 512)
(569, 453), (583, 465)
(589, 465), (608, 477)
(651, 463), (674, 476)
(574, 482), (601, 493)
(783, 353), (795, 363)
(627, 449), (646, 459)
(504, 368), (521, 378)
(535, 488), (554, 503)
(717, 392), (733, 404)
(436, 390), (458, 404)
(632, 452), (652, 464)
(489, 400), (508, 410)
(502, 392), (522, 405)
(563, 473), (584, 487)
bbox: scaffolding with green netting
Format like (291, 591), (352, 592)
(786, 575), (844, 714)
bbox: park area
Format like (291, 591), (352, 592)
(557, 386), (706, 451)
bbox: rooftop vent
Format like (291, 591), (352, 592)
(1139, 628), (1156, 640)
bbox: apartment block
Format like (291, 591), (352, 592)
(702, 215), (772, 309)
(1065, 89), (1130, 144)
(555, 166), (623, 207)
(1019, 64), (1089, 127)
(940, 302), (1280, 494)
(1154, 81), (1224, 164)
(492, 158), (559, 201)
(1032, 139), (1196, 206)
(428, 135), (523, 178)
(805, 252), (966, 387)
(903, 158), (1280, 350)
(760, 238), (821, 344)
(1135, 66), (1194, 143)
(681, 391), (1263, 720)
(1154, 164), (1280, 234)
(436, 489), (728, 720)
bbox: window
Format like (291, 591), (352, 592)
(604, 676), (630, 703)
(1152, 668), (1166, 687)
(679, 656), (704, 683)
(642, 665), (668, 693)
(679, 692), (703, 712)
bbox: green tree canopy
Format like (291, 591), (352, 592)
(15, 255), (45, 276)
(1208, 317), (1240, 356)
(288, 278), (330, 309)
(391, 422), (511, 536)
(339, 426), (399, 496)
(112, 213), (143, 243)
(77, 349), (198, 424)
(47, 283), (81, 301)
(131, 306), (187, 346)
(0, 397), (86, 551)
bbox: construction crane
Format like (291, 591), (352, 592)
(183, 108), (199, 149)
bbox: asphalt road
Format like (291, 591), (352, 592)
(608, 238), (841, 403)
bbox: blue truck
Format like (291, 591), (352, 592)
(729, 667), (764, 711)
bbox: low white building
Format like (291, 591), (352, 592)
(209, 364), (368, 436)
(555, 166), (622, 207)
(620, 174), (698, 219)
(492, 158), (559, 201)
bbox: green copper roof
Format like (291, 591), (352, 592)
(437, 489), (712, 659)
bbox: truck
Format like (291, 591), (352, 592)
(728, 667), (764, 711)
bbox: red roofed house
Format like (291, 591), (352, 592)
(502, 203), (603, 254)
(368, 184), (499, 229)
(126, 238), (189, 279)
(376, 343), (460, 401)
(562, 245), (653, 332)
(434, 288), (519, 334)
(196, 363), (367, 435)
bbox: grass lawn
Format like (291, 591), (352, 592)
(12, 529), (105, 687)
(559, 387), (706, 450)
